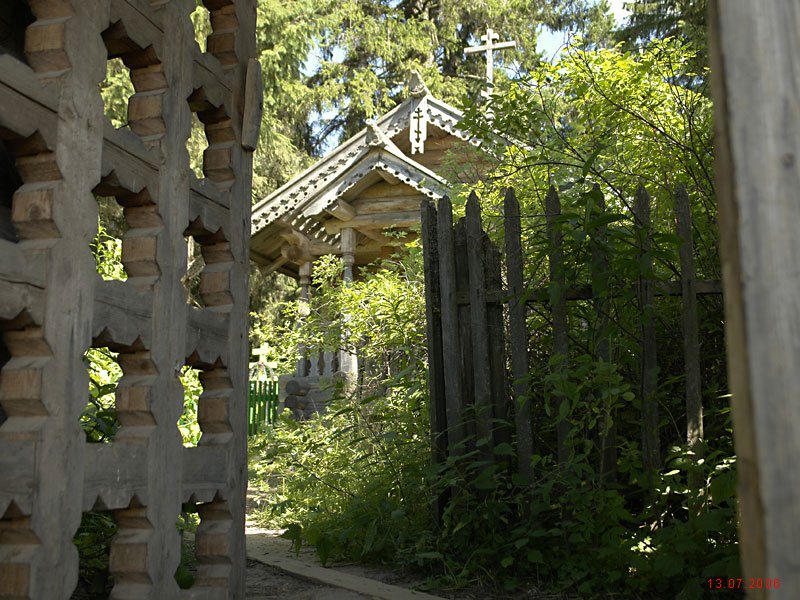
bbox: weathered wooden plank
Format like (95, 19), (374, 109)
(546, 185), (570, 466)
(93, 280), (153, 348)
(351, 194), (427, 214)
(0, 439), (35, 518)
(182, 447), (228, 504)
(190, 175), (230, 212)
(326, 199), (357, 221)
(82, 444), (148, 512)
(503, 188), (532, 484)
(634, 184), (660, 475)
(675, 183), (703, 502)
(186, 307), (230, 368)
(0, 80), (59, 147)
(0, 241), (46, 291)
(465, 193), (492, 446)
(485, 238), (511, 450)
(0, 55), (59, 112)
(709, 1), (800, 590)
(0, 0), (256, 596)
(454, 219), (475, 448)
(324, 211), (420, 234)
(420, 199), (447, 519)
(436, 197), (465, 455)
(0, 5), (101, 596)
(589, 186), (616, 483)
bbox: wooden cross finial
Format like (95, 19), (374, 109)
(465, 27), (517, 91)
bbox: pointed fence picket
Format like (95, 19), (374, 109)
(420, 185), (722, 520)
(248, 380), (279, 436)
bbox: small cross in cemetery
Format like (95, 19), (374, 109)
(465, 26), (516, 113)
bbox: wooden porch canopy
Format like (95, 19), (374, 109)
(250, 74), (476, 278)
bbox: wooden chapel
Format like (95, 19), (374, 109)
(249, 73), (486, 414)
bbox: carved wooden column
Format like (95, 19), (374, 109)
(297, 261), (311, 376)
(341, 227), (356, 283)
(339, 228), (358, 377)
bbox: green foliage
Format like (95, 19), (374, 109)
(82, 347), (123, 443)
(249, 36), (739, 598)
(190, 1), (211, 53)
(250, 0), (616, 198)
(616, 0), (708, 80)
(460, 39), (716, 282)
(73, 511), (117, 597)
(186, 112), (209, 180)
(99, 58), (134, 129)
(250, 250), (432, 566)
(90, 221), (126, 282)
(179, 366), (203, 447)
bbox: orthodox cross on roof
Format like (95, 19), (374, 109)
(465, 27), (516, 104)
(408, 71), (429, 154)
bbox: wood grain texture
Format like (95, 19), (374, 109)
(420, 199), (448, 521)
(710, 1), (800, 593)
(675, 184), (703, 500)
(465, 193), (492, 447)
(546, 185), (570, 466)
(589, 187), (616, 483)
(436, 197), (465, 455)
(504, 188), (532, 484)
(634, 184), (660, 475)
(0, 1), (257, 597)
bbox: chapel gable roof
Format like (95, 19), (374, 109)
(250, 74), (494, 277)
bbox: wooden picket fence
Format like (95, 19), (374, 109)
(248, 380), (279, 436)
(421, 185), (721, 513)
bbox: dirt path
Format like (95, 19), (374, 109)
(245, 558), (370, 600)
(244, 520), (442, 599)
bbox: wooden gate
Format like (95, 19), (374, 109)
(0, 2), (257, 597)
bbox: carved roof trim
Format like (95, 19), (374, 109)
(252, 93), (472, 231)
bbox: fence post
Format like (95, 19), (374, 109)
(486, 239), (512, 451)
(504, 188), (533, 484)
(454, 219), (476, 447)
(421, 199), (448, 520)
(589, 185), (616, 483)
(634, 184), (661, 475)
(436, 197), (465, 455)
(546, 185), (570, 466)
(675, 183), (703, 504)
(466, 193), (493, 449)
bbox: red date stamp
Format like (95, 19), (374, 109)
(707, 577), (780, 590)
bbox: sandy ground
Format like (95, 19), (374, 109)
(244, 519), (432, 599)
(245, 558), (372, 600)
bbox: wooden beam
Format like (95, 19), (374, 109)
(241, 58), (263, 152)
(377, 170), (400, 185)
(279, 228), (309, 247)
(309, 242), (340, 256)
(709, 1), (800, 591)
(324, 211), (419, 234)
(280, 243), (311, 264)
(259, 255), (287, 275)
(325, 199), (356, 222)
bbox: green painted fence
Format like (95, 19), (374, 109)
(248, 380), (279, 436)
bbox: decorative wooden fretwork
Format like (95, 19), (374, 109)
(0, 1), (257, 597)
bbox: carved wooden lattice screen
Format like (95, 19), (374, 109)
(0, 1), (257, 597)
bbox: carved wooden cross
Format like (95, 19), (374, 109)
(465, 27), (517, 94)
(411, 104), (428, 154)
